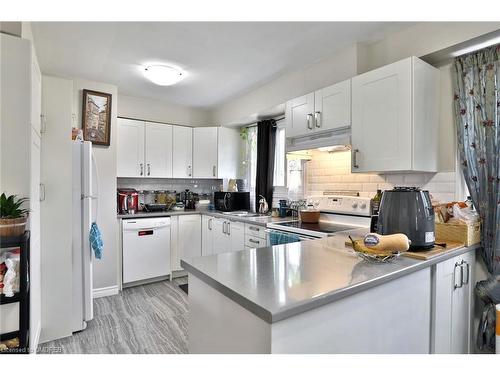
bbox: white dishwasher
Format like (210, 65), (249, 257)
(122, 217), (171, 285)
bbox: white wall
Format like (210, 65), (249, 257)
(306, 150), (457, 203)
(210, 45), (359, 126)
(118, 94), (211, 126)
(361, 22), (500, 72)
(73, 80), (119, 292)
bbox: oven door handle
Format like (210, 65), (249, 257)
(265, 229), (317, 241)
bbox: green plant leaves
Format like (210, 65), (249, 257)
(0, 193), (29, 219)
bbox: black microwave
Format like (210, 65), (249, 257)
(214, 191), (250, 212)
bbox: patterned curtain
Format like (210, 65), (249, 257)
(453, 44), (500, 275)
(454, 45), (500, 352)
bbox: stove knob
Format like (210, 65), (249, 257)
(360, 202), (367, 209)
(352, 202), (358, 209)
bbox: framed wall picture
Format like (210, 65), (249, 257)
(82, 89), (112, 146)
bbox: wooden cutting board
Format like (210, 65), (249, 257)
(345, 239), (464, 260)
(402, 242), (464, 260)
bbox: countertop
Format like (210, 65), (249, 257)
(181, 227), (477, 324)
(118, 209), (295, 226)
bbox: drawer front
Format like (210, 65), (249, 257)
(245, 234), (267, 249)
(245, 223), (266, 239)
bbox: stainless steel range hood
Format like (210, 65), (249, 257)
(286, 126), (351, 152)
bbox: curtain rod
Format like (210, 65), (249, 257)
(245, 116), (285, 128)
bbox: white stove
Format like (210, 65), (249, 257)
(267, 195), (371, 241)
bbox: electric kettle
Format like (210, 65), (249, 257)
(375, 187), (435, 250)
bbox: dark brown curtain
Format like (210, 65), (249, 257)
(255, 119), (276, 212)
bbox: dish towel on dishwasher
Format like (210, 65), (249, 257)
(269, 231), (300, 246)
(90, 222), (103, 259)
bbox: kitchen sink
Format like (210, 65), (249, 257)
(221, 211), (266, 218)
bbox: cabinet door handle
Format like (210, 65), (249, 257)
(352, 149), (359, 169)
(222, 221), (226, 234)
(249, 239), (260, 244)
(306, 113), (313, 130)
(140, 163), (144, 176)
(208, 218), (212, 231)
(314, 111), (321, 128)
(248, 226), (260, 232)
(227, 222), (231, 236)
(213, 165), (216, 177)
(461, 260), (470, 285)
(188, 165), (192, 177)
(454, 262), (463, 289)
(147, 163), (151, 176)
(39, 183), (46, 201)
(40, 114), (47, 133)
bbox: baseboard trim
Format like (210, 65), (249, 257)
(93, 285), (119, 299)
(31, 323), (41, 353)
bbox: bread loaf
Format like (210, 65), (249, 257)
(363, 233), (410, 253)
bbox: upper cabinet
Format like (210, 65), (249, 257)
(117, 118), (145, 177)
(351, 57), (439, 173)
(285, 93), (315, 138)
(172, 126), (193, 178)
(217, 126), (242, 180)
(193, 127), (218, 178)
(285, 79), (351, 138)
(314, 79), (351, 132)
(144, 122), (173, 178)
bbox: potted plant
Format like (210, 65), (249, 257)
(0, 193), (29, 237)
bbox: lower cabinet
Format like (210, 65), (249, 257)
(202, 215), (245, 255)
(432, 250), (475, 354)
(172, 215), (202, 271)
(201, 215), (215, 256)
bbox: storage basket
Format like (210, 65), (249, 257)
(0, 217), (27, 237)
(435, 221), (481, 246)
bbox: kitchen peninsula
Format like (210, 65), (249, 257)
(181, 228), (477, 354)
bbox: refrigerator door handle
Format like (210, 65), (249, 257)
(91, 152), (100, 222)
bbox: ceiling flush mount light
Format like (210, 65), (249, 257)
(143, 65), (185, 86)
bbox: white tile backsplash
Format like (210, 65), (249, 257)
(306, 150), (457, 203)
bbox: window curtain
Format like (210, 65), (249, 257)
(255, 119), (277, 212)
(453, 44), (500, 352)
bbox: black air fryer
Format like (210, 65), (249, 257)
(376, 187), (435, 250)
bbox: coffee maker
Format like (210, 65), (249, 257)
(177, 189), (197, 210)
(117, 189), (139, 214)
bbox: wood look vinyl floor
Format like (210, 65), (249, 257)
(38, 277), (189, 354)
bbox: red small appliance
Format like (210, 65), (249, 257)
(117, 189), (139, 214)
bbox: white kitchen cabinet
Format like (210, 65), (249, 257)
(193, 127), (218, 178)
(212, 217), (228, 255)
(314, 80), (351, 132)
(432, 250), (475, 354)
(285, 93), (315, 138)
(201, 215), (215, 256)
(178, 215), (202, 263)
(228, 221), (245, 252)
(285, 80), (351, 138)
(211, 217), (245, 254)
(117, 118), (145, 177)
(173, 126), (193, 178)
(351, 56), (439, 173)
(145, 122), (173, 178)
(217, 127), (242, 181)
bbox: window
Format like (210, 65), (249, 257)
(273, 124), (286, 187)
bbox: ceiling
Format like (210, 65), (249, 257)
(31, 22), (413, 108)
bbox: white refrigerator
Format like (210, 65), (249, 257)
(72, 140), (97, 332)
